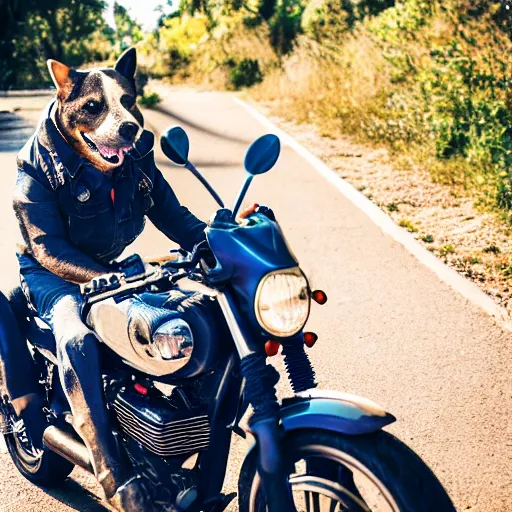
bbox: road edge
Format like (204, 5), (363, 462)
(233, 96), (512, 331)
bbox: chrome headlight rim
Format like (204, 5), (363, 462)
(254, 266), (311, 338)
(151, 318), (194, 361)
(129, 315), (195, 365)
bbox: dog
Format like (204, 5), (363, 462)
(47, 47), (144, 172)
(9, 47), (207, 510)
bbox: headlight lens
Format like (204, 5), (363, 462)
(255, 267), (310, 337)
(151, 319), (194, 361)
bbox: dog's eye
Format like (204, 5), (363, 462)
(121, 95), (136, 109)
(83, 100), (102, 115)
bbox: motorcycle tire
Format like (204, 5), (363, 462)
(238, 428), (455, 512)
(5, 429), (74, 486)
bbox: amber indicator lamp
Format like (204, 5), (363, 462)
(264, 340), (280, 356)
(311, 289), (327, 305)
(304, 332), (318, 348)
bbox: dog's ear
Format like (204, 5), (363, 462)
(115, 47), (137, 81)
(47, 59), (72, 97)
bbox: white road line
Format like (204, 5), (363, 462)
(234, 97), (512, 330)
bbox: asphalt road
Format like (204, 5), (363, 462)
(0, 89), (510, 511)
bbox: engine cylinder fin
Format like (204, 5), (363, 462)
(112, 398), (210, 458)
(114, 410), (210, 438)
(115, 416), (210, 446)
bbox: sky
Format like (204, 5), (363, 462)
(105, 0), (176, 32)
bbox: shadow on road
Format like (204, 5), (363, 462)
(154, 104), (252, 145)
(154, 157), (239, 169)
(0, 112), (34, 153)
(1, 103), (250, 157)
(42, 478), (108, 511)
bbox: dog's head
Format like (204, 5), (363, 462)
(47, 48), (144, 172)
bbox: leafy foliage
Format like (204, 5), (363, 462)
(250, 0), (512, 214)
(268, 0), (306, 54)
(228, 58), (263, 88)
(0, 0), (147, 89)
(0, 0), (113, 89)
(138, 91), (162, 108)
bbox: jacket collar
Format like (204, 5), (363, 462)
(37, 100), (154, 180)
(36, 100), (84, 179)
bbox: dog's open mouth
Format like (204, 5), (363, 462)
(81, 132), (132, 166)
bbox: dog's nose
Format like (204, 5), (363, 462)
(119, 122), (138, 143)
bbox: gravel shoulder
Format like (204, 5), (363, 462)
(252, 99), (512, 317)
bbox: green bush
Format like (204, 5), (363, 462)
(360, 0), (512, 205)
(269, 0), (307, 54)
(302, 0), (395, 43)
(138, 92), (162, 108)
(228, 58), (263, 89)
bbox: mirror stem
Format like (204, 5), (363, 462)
(184, 161), (225, 208)
(232, 174), (253, 219)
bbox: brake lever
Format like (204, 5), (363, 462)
(161, 243), (204, 270)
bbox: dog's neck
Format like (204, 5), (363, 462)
(50, 102), (73, 148)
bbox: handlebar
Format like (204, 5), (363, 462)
(81, 242), (209, 308)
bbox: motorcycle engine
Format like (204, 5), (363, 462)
(112, 383), (210, 458)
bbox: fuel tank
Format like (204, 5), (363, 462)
(87, 290), (225, 379)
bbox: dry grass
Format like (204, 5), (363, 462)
(183, 16), (278, 90)
(251, 32), (391, 136)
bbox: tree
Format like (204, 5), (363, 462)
(114, 2), (143, 51)
(29, 0), (107, 63)
(0, 0), (108, 89)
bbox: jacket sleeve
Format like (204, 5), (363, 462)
(147, 161), (207, 252)
(13, 168), (109, 284)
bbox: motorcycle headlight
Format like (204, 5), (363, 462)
(255, 267), (310, 337)
(150, 319), (194, 361)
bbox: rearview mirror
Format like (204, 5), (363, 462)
(244, 134), (280, 176)
(160, 126), (189, 166)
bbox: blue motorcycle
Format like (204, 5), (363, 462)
(1, 127), (455, 512)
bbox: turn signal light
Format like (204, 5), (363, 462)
(304, 332), (318, 348)
(311, 290), (327, 305)
(134, 383), (148, 395)
(265, 340), (280, 357)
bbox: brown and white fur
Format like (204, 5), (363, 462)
(47, 48), (144, 172)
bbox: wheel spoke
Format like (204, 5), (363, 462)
(312, 492), (321, 512)
(305, 491), (311, 512)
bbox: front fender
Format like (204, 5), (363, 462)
(280, 389), (396, 435)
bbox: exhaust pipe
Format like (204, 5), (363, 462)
(43, 425), (93, 473)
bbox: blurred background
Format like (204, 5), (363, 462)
(2, 1), (512, 215)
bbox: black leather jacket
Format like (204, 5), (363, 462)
(14, 101), (206, 283)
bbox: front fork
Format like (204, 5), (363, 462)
(241, 354), (295, 512)
(217, 293), (317, 512)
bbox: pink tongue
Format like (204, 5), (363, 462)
(97, 145), (114, 157)
(97, 146), (130, 157)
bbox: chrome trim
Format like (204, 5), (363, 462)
(249, 443), (399, 512)
(216, 292), (254, 358)
(295, 389), (389, 418)
(87, 298), (193, 376)
(43, 425), (93, 473)
(133, 318), (194, 363)
(112, 398), (211, 457)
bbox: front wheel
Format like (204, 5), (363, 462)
(238, 429), (455, 512)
